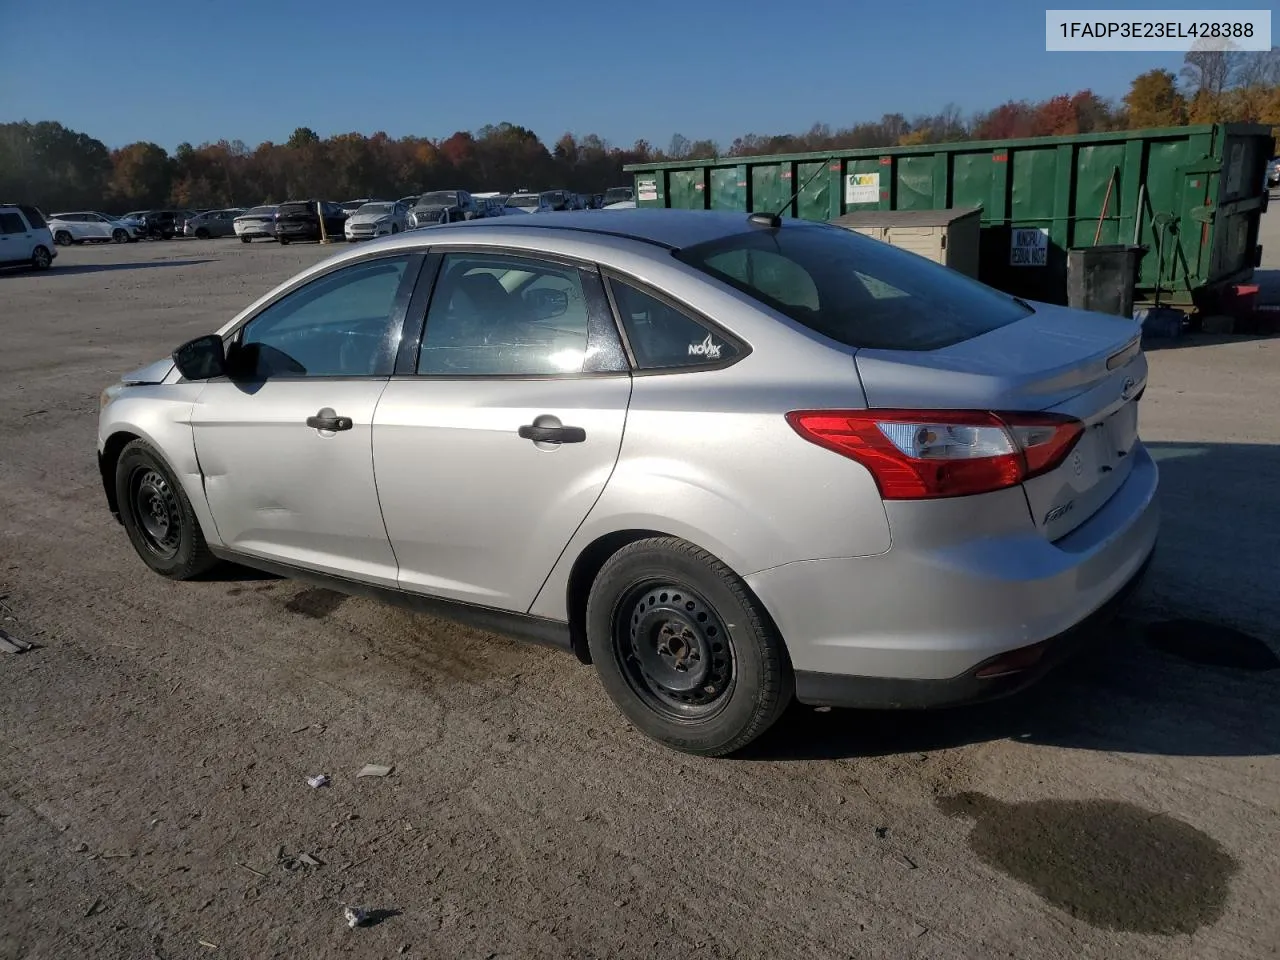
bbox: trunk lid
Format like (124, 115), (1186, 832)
(854, 302), (1146, 539)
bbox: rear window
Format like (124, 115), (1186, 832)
(673, 224), (1032, 351)
(278, 202), (312, 215)
(18, 205), (46, 228)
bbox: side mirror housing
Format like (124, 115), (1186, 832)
(172, 334), (226, 380)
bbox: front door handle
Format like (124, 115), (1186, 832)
(518, 423), (586, 444)
(306, 410), (353, 432)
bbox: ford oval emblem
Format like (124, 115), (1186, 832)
(1121, 376), (1137, 401)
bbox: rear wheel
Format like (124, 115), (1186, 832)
(30, 246), (52, 270)
(586, 537), (793, 757)
(54, 230), (73, 246)
(112, 228), (128, 243)
(195, 227), (211, 239)
(115, 439), (216, 580)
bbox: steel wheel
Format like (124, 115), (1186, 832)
(613, 580), (736, 722)
(129, 466), (182, 560)
(31, 246), (52, 270)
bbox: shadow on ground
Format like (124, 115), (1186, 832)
(747, 440), (1280, 761)
(11, 259), (218, 277)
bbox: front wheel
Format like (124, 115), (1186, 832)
(115, 439), (216, 580)
(112, 228), (129, 243)
(278, 236), (290, 245)
(195, 228), (211, 240)
(240, 235), (251, 243)
(586, 537), (793, 757)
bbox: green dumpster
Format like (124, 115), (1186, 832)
(626, 123), (1274, 308)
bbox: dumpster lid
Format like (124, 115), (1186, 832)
(832, 206), (983, 229)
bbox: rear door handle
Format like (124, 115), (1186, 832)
(518, 423), (586, 444)
(306, 411), (353, 431)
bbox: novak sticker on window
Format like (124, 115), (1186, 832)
(687, 334), (722, 360)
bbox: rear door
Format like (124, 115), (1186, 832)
(373, 249), (631, 610)
(0, 210), (27, 263)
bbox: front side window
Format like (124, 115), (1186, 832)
(418, 254), (591, 376)
(608, 279), (740, 370)
(234, 256), (410, 379)
(674, 224), (1032, 351)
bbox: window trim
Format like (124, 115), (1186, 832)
(600, 269), (751, 376)
(206, 250), (426, 384)
(393, 245), (630, 382)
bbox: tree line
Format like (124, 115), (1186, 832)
(2, 48), (1276, 215)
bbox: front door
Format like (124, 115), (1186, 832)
(374, 251), (631, 610)
(191, 253), (419, 585)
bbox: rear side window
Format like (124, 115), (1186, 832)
(0, 212), (26, 234)
(674, 224), (1032, 351)
(608, 278), (740, 370)
(18, 206), (45, 228)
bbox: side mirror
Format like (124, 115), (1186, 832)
(525, 288), (569, 320)
(172, 334), (226, 380)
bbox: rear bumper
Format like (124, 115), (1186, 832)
(747, 441), (1159, 706)
(793, 548), (1152, 709)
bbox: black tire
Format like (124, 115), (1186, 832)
(240, 236), (251, 243)
(391, 224), (399, 234)
(586, 537), (792, 757)
(115, 439), (216, 580)
(195, 227), (211, 239)
(30, 246), (52, 270)
(278, 237), (290, 245)
(112, 228), (129, 243)
(54, 230), (73, 246)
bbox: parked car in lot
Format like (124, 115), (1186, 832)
(233, 205), (279, 242)
(274, 200), (347, 244)
(48, 211), (142, 244)
(408, 190), (480, 228)
(503, 190), (558, 214)
(343, 201), (409, 241)
(0, 203), (56, 270)
(602, 186), (635, 207)
(1267, 157), (1279, 188)
(135, 210), (187, 240)
(96, 210), (1158, 757)
(185, 208), (246, 239)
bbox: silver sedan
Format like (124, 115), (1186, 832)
(96, 211), (1158, 756)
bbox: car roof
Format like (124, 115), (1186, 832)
(419, 209), (795, 250)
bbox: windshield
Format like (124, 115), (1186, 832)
(417, 192), (458, 206)
(355, 203), (393, 216)
(506, 194), (539, 208)
(674, 223), (1032, 352)
(244, 206), (275, 216)
(604, 188), (633, 203)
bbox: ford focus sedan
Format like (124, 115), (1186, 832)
(96, 211), (1158, 756)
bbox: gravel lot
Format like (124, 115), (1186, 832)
(2, 217), (1279, 960)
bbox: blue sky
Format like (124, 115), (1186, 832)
(0, 0), (1188, 152)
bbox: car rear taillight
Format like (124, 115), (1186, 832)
(785, 409), (1084, 499)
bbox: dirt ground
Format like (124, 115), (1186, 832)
(2, 214), (1279, 960)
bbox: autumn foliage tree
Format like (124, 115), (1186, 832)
(1123, 70), (1188, 128)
